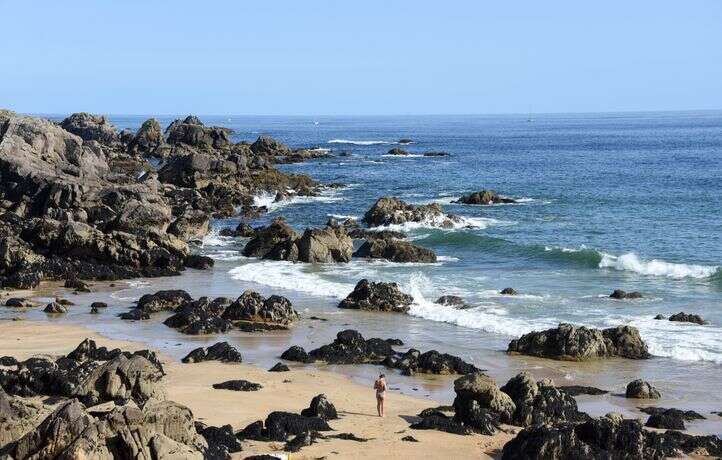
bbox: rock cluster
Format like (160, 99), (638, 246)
(668, 311), (708, 325)
(119, 289), (298, 334)
(507, 323), (650, 360)
(338, 279), (414, 313)
(454, 190), (516, 205)
(281, 330), (479, 376)
(353, 238), (437, 263)
(181, 341), (243, 363)
(609, 289), (643, 299)
(362, 197), (462, 228)
(239, 409), (332, 442)
(0, 110), (323, 289)
(242, 218), (353, 263)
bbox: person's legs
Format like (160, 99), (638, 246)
(380, 396), (385, 417)
(376, 395), (382, 416)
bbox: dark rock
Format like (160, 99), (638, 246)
(501, 413), (722, 460)
(0, 356), (18, 366)
(222, 290), (298, 325)
(402, 435), (419, 442)
(453, 372), (516, 425)
(353, 238), (437, 263)
(212, 380), (262, 391)
(387, 147), (409, 155)
(500, 372), (589, 427)
(43, 302), (67, 314)
(4, 298), (34, 308)
(281, 345), (313, 363)
(185, 254), (214, 270)
(182, 342), (243, 363)
(363, 197), (461, 228)
(64, 277), (90, 292)
(163, 297), (234, 335)
(410, 412), (473, 435)
(284, 431), (318, 452)
(60, 112), (119, 144)
(558, 385), (609, 396)
(238, 420), (265, 440)
(325, 432), (370, 442)
(197, 423), (242, 458)
(129, 118), (164, 155)
(251, 136), (292, 156)
(165, 116), (230, 150)
(347, 228), (406, 240)
(435, 295), (467, 307)
(507, 323), (650, 360)
(265, 411), (332, 441)
(625, 379), (660, 399)
(219, 222), (256, 238)
(454, 190), (516, 205)
(300, 394), (338, 420)
(308, 329), (395, 365)
(610, 289), (643, 299)
(669, 312), (708, 325)
(422, 151), (449, 157)
(639, 406), (705, 421)
(338, 279), (414, 313)
(90, 302), (108, 309)
(168, 210), (210, 242)
(269, 362), (290, 372)
(394, 349), (480, 375)
(646, 411), (686, 430)
(398, 139), (413, 144)
(654, 314), (666, 320)
(135, 289), (193, 315)
(500, 287), (517, 295)
(385, 338), (404, 346)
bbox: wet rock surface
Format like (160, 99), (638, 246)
(212, 379), (262, 392)
(362, 197), (462, 228)
(181, 342), (243, 363)
(609, 289), (643, 299)
(338, 279), (414, 313)
(353, 238), (437, 263)
(625, 379), (661, 399)
(668, 311), (708, 325)
(454, 190), (516, 205)
(239, 411), (332, 442)
(507, 323), (650, 360)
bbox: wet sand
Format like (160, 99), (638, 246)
(0, 320), (514, 459)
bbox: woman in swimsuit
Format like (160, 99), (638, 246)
(374, 374), (387, 417)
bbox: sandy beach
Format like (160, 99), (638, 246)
(0, 319), (513, 459)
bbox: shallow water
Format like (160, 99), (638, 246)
(9, 111), (722, 435)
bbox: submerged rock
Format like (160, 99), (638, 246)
(353, 238), (437, 263)
(500, 287), (517, 295)
(387, 147), (409, 155)
(625, 379), (661, 399)
(269, 362), (290, 372)
(507, 323), (650, 360)
(363, 197), (462, 228)
(558, 385), (609, 396)
(307, 330), (395, 365)
(454, 190), (516, 205)
(668, 311), (708, 325)
(43, 302), (67, 314)
(281, 345), (313, 363)
(609, 289), (643, 299)
(435, 295), (467, 307)
(338, 279), (414, 313)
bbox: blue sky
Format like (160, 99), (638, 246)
(2, 1), (721, 115)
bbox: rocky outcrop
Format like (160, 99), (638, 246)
(165, 116), (231, 150)
(306, 330), (395, 365)
(668, 311), (708, 325)
(239, 411), (332, 442)
(453, 372), (516, 425)
(338, 279), (414, 313)
(507, 323), (650, 360)
(435, 295), (467, 307)
(609, 289), (643, 299)
(251, 136), (291, 156)
(5, 399), (207, 460)
(362, 197), (461, 228)
(167, 209), (210, 242)
(219, 221), (257, 238)
(499, 372), (588, 427)
(501, 413), (722, 460)
(269, 362), (290, 372)
(387, 148), (408, 156)
(281, 345), (313, 363)
(454, 190), (516, 205)
(242, 218), (352, 263)
(300, 394), (338, 420)
(181, 342), (243, 363)
(129, 118), (164, 155)
(221, 290), (298, 325)
(625, 379), (660, 399)
(386, 349), (480, 376)
(60, 112), (120, 145)
(353, 238), (437, 263)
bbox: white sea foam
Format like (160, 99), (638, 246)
(404, 273), (556, 336)
(328, 139), (395, 145)
(381, 154), (425, 158)
(252, 189), (344, 212)
(602, 315), (722, 364)
(598, 252), (718, 279)
(477, 289), (546, 300)
(201, 228), (234, 247)
(228, 261), (354, 299)
(372, 215), (514, 232)
(327, 213), (359, 220)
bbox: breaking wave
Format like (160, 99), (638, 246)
(328, 139), (395, 146)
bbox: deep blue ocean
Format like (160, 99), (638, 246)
(92, 111), (722, 366)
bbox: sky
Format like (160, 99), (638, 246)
(2, 1), (721, 116)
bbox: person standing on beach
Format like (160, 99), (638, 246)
(374, 374), (387, 417)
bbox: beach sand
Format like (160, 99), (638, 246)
(0, 320), (514, 459)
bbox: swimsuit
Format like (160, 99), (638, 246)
(376, 380), (386, 399)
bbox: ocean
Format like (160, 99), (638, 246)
(16, 111), (722, 433)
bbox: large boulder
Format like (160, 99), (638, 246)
(129, 118), (164, 154)
(668, 311), (708, 325)
(454, 190), (516, 205)
(308, 329), (395, 365)
(163, 297), (233, 335)
(353, 238), (437, 263)
(338, 279), (414, 313)
(165, 116), (231, 150)
(300, 394), (338, 420)
(453, 372), (516, 424)
(167, 209), (210, 242)
(362, 197), (462, 228)
(507, 323), (650, 360)
(609, 289), (643, 299)
(222, 290), (298, 325)
(242, 217), (299, 259)
(181, 341), (243, 363)
(60, 112), (119, 145)
(250, 136), (292, 156)
(625, 379), (661, 399)
(296, 226), (353, 263)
